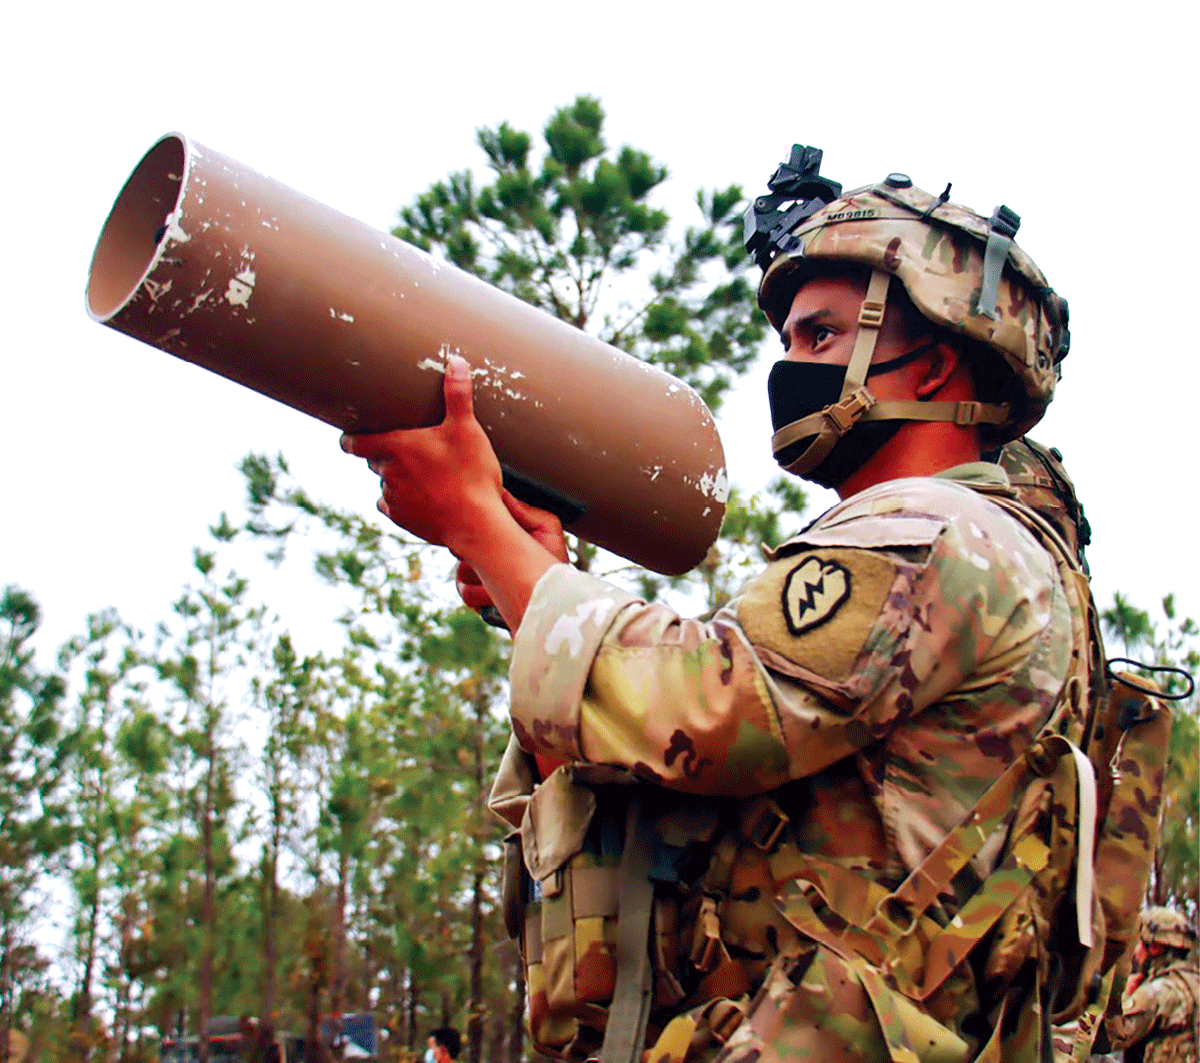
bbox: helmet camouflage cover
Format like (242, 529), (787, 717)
(1139, 906), (1197, 952)
(749, 146), (1071, 443)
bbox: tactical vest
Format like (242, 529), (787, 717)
(497, 476), (1172, 1063)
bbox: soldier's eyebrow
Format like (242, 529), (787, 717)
(781, 308), (832, 349)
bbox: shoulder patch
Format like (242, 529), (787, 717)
(783, 556), (851, 634)
(737, 548), (901, 681)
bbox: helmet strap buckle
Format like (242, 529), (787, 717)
(858, 299), (886, 329)
(954, 401), (982, 426)
(825, 387), (877, 435)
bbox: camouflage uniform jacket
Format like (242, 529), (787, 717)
(1108, 962), (1200, 1063)
(490, 462), (1079, 1058)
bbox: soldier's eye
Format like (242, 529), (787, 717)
(812, 325), (835, 348)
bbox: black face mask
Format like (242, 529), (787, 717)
(766, 340), (937, 489)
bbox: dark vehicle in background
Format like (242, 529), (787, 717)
(160, 1015), (376, 1063)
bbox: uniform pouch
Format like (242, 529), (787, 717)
(519, 766), (629, 1056)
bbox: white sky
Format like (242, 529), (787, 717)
(4, 1), (1197, 660)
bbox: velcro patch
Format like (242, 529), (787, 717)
(783, 556), (851, 635)
(737, 549), (900, 681)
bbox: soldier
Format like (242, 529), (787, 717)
(425, 1028), (461, 1063)
(342, 148), (1098, 1063)
(1107, 908), (1199, 1063)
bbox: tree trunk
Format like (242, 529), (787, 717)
(262, 832), (279, 1023)
(506, 945), (524, 1063)
(198, 716), (216, 1063)
(405, 970), (418, 1051)
(330, 848), (348, 1061)
(468, 865), (484, 1063)
(468, 688), (487, 1063)
(73, 828), (104, 1063)
(0, 918), (13, 1063)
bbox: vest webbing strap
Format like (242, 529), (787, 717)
(599, 798), (655, 1063)
(769, 733), (1093, 1004)
(777, 884), (966, 1063)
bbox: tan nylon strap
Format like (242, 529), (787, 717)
(860, 399), (1010, 426)
(767, 268), (888, 475)
(525, 909), (543, 962)
(770, 387), (877, 453)
(774, 393), (877, 476)
(777, 886), (926, 1063)
(863, 739), (1053, 938)
(1067, 741), (1097, 948)
(772, 399), (1008, 466)
(598, 798), (655, 1063)
(843, 269), (893, 393)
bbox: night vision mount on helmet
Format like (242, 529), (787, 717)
(746, 144), (1072, 479)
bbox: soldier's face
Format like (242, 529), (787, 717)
(779, 275), (931, 402)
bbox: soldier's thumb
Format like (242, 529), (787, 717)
(443, 354), (475, 423)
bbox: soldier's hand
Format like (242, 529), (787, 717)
(456, 491), (568, 616)
(341, 354), (505, 555)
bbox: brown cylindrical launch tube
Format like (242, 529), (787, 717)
(86, 134), (729, 576)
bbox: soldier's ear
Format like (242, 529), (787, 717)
(914, 339), (962, 398)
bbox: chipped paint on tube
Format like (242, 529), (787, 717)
(85, 133), (728, 575)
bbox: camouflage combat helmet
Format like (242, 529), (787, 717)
(746, 145), (1071, 475)
(1139, 907), (1197, 953)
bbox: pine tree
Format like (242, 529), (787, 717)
(393, 95), (767, 414)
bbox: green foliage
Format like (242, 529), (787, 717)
(393, 95), (767, 411)
(0, 585), (74, 1048)
(232, 453), (515, 1055)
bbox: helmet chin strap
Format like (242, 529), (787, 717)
(771, 269), (1009, 475)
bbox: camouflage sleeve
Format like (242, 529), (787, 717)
(1106, 979), (1165, 1048)
(509, 489), (1064, 797)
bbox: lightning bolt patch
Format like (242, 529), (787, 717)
(782, 555), (852, 635)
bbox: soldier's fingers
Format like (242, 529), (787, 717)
(455, 558), (483, 588)
(441, 354), (476, 425)
(341, 431), (392, 460)
(502, 491), (569, 561)
(458, 581), (495, 614)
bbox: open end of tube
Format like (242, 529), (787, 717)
(86, 135), (187, 321)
